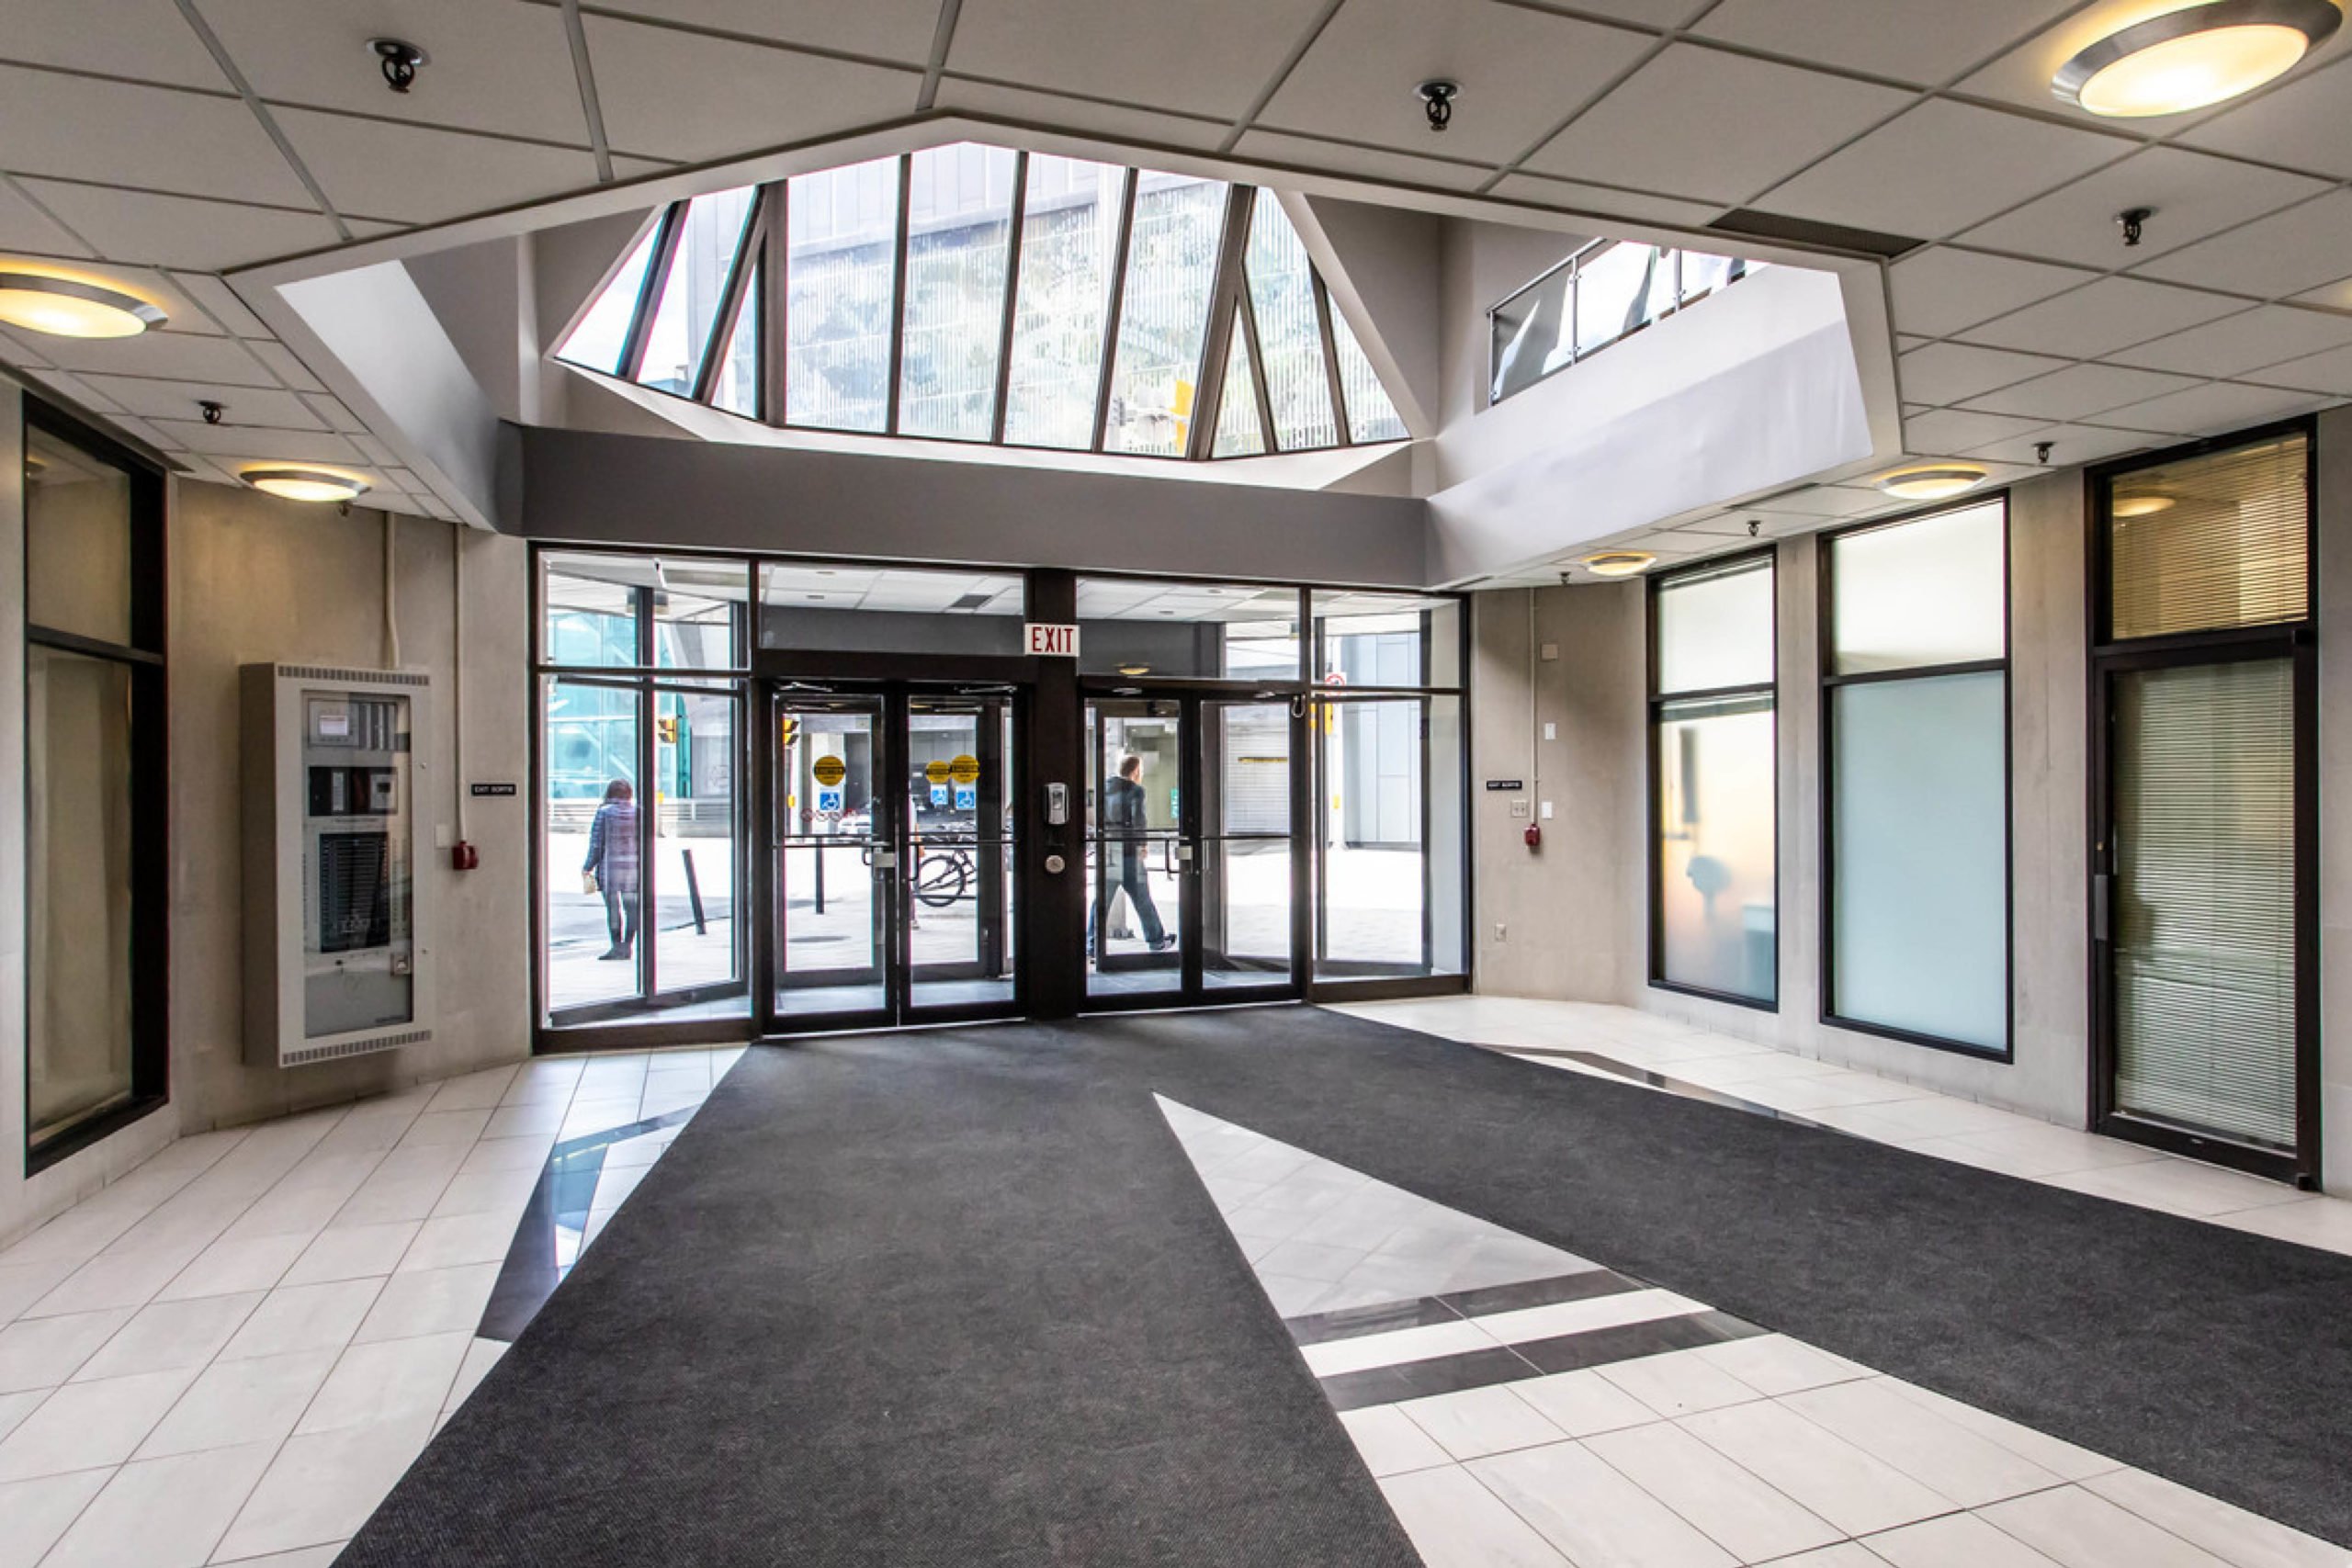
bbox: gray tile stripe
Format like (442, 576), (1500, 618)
(1284, 1268), (1643, 1348)
(1315, 1307), (1768, 1413)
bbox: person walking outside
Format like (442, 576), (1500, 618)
(582, 779), (641, 961)
(1089, 753), (1171, 956)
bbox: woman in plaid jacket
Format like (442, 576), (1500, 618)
(582, 779), (641, 961)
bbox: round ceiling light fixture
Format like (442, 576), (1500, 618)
(1116, 663), (1153, 676)
(2113, 493), (2177, 516)
(1580, 550), (1657, 579)
(0, 270), (166, 339)
(2053, 0), (2341, 118)
(1873, 462), (1990, 502)
(240, 467), (371, 504)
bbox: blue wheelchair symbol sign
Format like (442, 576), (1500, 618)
(955, 784), (977, 811)
(816, 786), (844, 815)
(930, 783), (949, 807)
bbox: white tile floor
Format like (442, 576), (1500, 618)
(1335, 997), (2352, 1255)
(0, 1044), (740, 1567)
(1160, 1092), (2352, 1568)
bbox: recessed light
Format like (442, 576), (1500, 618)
(0, 270), (166, 339)
(240, 467), (370, 503)
(1581, 550), (1657, 578)
(1116, 663), (1152, 676)
(1873, 462), (1989, 502)
(2113, 493), (2177, 517)
(2054, 0), (2340, 118)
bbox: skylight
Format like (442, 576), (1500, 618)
(556, 141), (1408, 461)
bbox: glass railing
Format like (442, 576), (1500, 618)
(1488, 242), (1757, 406)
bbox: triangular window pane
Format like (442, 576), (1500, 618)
(1104, 173), (1227, 456)
(711, 255), (763, 417)
(556, 220), (661, 376)
(1211, 312), (1263, 458)
(1241, 189), (1336, 453)
(899, 143), (1017, 442)
(1330, 306), (1406, 444)
(635, 188), (756, 396)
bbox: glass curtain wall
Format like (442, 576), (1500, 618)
(1650, 553), (1776, 1005)
(2095, 427), (2314, 1175)
(1822, 500), (2009, 1056)
(539, 553), (750, 1030)
(23, 409), (166, 1165)
(559, 141), (1408, 460)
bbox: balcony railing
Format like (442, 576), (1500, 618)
(1488, 242), (1756, 407)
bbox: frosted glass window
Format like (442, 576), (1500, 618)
(636, 188), (753, 396)
(1210, 315), (1264, 457)
(1575, 243), (1661, 356)
(1242, 189), (1337, 453)
(898, 143), (1017, 441)
(2107, 433), (2307, 640)
(785, 155), (900, 433)
(1829, 502), (2006, 674)
(1829, 671), (2008, 1052)
(26, 425), (133, 647)
(1331, 305), (1406, 444)
(1657, 695), (1776, 1002)
(1657, 558), (1772, 694)
(711, 258), (762, 417)
(1104, 173), (1227, 456)
(1004, 156), (1122, 449)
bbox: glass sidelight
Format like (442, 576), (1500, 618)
(1199, 701), (1296, 989)
(771, 696), (889, 1020)
(904, 695), (1016, 1012)
(1087, 700), (1185, 998)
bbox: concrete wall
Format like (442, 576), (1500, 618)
(1468, 468), (2097, 1127)
(0, 378), (533, 1246)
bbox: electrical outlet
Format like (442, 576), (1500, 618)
(1541, 801), (1554, 820)
(1543, 722), (1556, 741)
(1540, 641), (1559, 661)
(1510, 798), (1530, 818)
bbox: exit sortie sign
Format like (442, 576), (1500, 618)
(1025, 623), (1080, 657)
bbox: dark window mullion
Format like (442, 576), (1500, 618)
(763, 180), (789, 425)
(1309, 273), (1351, 447)
(989, 151), (1029, 446)
(1091, 169), (1138, 455)
(693, 186), (769, 406)
(884, 154), (912, 437)
(1188, 183), (1257, 462)
(617, 203), (686, 383)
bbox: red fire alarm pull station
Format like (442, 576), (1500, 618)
(1524, 822), (1542, 851)
(450, 841), (480, 871)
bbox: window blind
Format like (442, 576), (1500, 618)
(2109, 434), (2307, 641)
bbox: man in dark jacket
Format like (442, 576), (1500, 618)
(1089, 754), (1170, 956)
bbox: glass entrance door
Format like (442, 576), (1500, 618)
(766, 685), (1020, 1031)
(1085, 694), (1301, 1007)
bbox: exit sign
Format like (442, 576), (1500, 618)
(1025, 622), (1080, 657)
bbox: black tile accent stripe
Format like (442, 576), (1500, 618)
(1480, 1043), (1825, 1129)
(1283, 1268), (1641, 1348)
(1314, 1307), (1770, 1412)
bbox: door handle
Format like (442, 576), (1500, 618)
(2091, 874), (2111, 943)
(872, 849), (897, 872)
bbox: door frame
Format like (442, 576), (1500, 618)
(1079, 684), (1309, 1011)
(2084, 418), (2322, 1188)
(755, 677), (1026, 1036)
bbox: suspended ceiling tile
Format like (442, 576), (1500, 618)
(17, 180), (344, 270)
(2109, 305), (2352, 379)
(949, 0), (1337, 121)
(0, 259), (218, 335)
(2137, 190), (2352, 300)
(271, 107), (604, 223)
(1259, 0), (1653, 166)
(167, 272), (273, 337)
(580, 0), (945, 62)
(1955, 276), (2242, 358)
(1958, 146), (2332, 271)
(28, 327), (282, 386)
(0, 66), (313, 207)
(1230, 130), (1491, 194)
(1962, 422), (2160, 468)
(1884, 245), (2095, 338)
(77, 375), (326, 429)
(19, 367), (123, 412)
(300, 393), (368, 433)
(1745, 484), (1889, 519)
(2177, 54), (2352, 180)
(201, 0), (591, 147)
(1958, 361), (2201, 422)
(1672, 513), (1769, 537)
(2253, 343), (2352, 397)
(2291, 276), (2352, 312)
(1, 0), (233, 89)
(1902, 406), (2046, 454)
(1487, 173), (1724, 230)
(1748, 98), (2126, 241)
(246, 339), (326, 392)
(0, 181), (95, 257)
(1512, 0), (1711, 27)
(930, 77), (1233, 152)
(1691, 0), (2062, 87)
(349, 433), (398, 466)
(2089, 378), (2332, 436)
(0, 324), (55, 367)
(583, 16), (922, 164)
(1521, 45), (1910, 206)
(152, 421), (365, 460)
(1896, 342), (2070, 406)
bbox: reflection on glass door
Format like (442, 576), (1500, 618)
(1313, 694), (1466, 979)
(547, 678), (643, 1011)
(1087, 701), (1184, 998)
(772, 696), (889, 1021)
(653, 687), (741, 1000)
(1201, 701), (1296, 990)
(905, 696), (1016, 1013)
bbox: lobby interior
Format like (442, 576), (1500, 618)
(6, 0), (2352, 1563)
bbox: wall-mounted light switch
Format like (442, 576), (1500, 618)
(1540, 801), (1554, 820)
(1543, 722), (1556, 741)
(1510, 798), (1530, 818)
